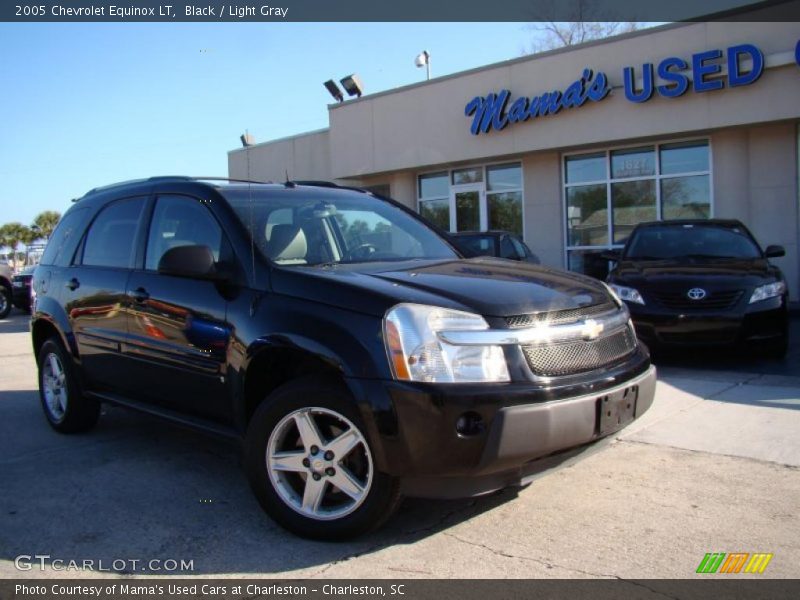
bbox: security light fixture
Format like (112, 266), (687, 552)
(340, 74), (364, 98)
(415, 50), (431, 80)
(324, 79), (344, 102)
(240, 132), (255, 147)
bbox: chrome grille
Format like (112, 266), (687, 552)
(652, 289), (743, 311)
(521, 325), (637, 377)
(506, 302), (616, 329)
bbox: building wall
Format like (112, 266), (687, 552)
(712, 122), (799, 298)
(226, 20), (800, 298)
(328, 22), (800, 180)
(228, 129), (332, 182)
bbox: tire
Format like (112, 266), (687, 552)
(37, 338), (100, 433)
(244, 377), (401, 540)
(0, 287), (11, 319)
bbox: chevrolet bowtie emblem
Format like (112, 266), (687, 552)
(581, 319), (604, 341)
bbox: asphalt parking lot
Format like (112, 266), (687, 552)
(1, 310), (799, 579)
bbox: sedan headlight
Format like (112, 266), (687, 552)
(384, 303), (510, 383)
(749, 281), (786, 304)
(608, 283), (645, 305)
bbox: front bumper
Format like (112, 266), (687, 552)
(349, 361), (656, 499)
(628, 297), (787, 347)
(11, 283), (31, 308)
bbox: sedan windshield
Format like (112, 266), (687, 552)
(625, 223), (761, 260)
(223, 186), (457, 266)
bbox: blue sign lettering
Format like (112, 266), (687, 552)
(727, 44), (763, 87)
(465, 42), (773, 134)
(623, 64), (654, 103)
(464, 69), (610, 135)
(693, 49), (724, 93)
(656, 57), (689, 98)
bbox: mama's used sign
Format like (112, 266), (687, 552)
(465, 43), (767, 136)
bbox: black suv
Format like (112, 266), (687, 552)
(31, 177), (656, 539)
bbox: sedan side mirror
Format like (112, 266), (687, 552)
(600, 249), (622, 261)
(764, 245), (785, 258)
(158, 245), (220, 280)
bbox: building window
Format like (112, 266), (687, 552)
(417, 162), (523, 236)
(564, 139), (711, 278)
(418, 172), (450, 230)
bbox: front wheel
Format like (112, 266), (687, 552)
(244, 378), (401, 540)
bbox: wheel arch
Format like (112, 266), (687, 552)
(238, 340), (349, 432)
(31, 315), (77, 363)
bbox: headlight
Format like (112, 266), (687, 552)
(384, 303), (510, 383)
(608, 283), (645, 305)
(749, 281), (786, 304)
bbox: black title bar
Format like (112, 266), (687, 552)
(2, 0), (800, 22)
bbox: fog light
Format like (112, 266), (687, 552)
(455, 411), (485, 437)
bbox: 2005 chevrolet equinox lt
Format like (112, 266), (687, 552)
(31, 177), (656, 539)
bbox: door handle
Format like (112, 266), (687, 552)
(65, 278), (80, 291)
(131, 287), (150, 303)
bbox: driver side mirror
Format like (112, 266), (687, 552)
(158, 245), (224, 281)
(765, 245), (785, 258)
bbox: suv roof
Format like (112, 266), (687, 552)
(78, 176), (381, 201)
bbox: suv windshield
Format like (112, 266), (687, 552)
(223, 187), (457, 266)
(625, 223), (761, 260)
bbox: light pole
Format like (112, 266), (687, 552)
(415, 50), (430, 81)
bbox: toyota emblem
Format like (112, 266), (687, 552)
(687, 288), (707, 300)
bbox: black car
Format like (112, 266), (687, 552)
(605, 219), (788, 356)
(12, 265), (36, 312)
(31, 177), (655, 539)
(449, 231), (540, 264)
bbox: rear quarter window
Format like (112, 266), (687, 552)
(39, 208), (89, 267)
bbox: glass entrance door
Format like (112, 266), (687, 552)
(450, 184), (485, 232)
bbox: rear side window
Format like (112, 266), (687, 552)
(82, 197), (146, 268)
(510, 236), (528, 258)
(500, 236), (517, 259)
(39, 208), (88, 266)
(145, 195), (224, 271)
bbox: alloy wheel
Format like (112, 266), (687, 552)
(42, 352), (68, 422)
(266, 407), (373, 521)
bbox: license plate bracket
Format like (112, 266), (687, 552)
(598, 385), (638, 435)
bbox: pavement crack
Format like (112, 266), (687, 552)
(442, 531), (611, 576)
(308, 500), (480, 577)
(619, 438), (800, 470)
(442, 533), (686, 596)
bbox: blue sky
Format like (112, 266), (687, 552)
(0, 22), (542, 227)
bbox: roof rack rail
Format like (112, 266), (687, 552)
(190, 176), (272, 184)
(80, 175), (271, 199)
(290, 180), (375, 196)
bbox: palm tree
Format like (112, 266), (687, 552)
(33, 211), (61, 240)
(0, 222), (32, 268)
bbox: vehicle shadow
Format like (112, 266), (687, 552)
(649, 314), (799, 379)
(0, 389), (520, 577)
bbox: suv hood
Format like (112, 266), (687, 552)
(271, 257), (612, 318)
